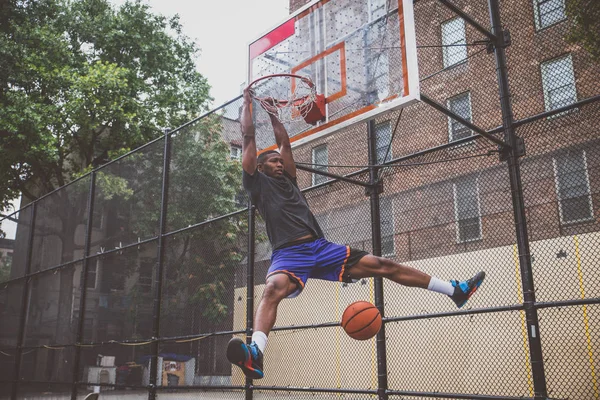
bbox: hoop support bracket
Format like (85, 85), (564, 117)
(365, 180), (384, 196)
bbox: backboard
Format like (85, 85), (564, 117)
(248, 0), (419, 150)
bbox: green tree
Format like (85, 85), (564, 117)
(566, 0), (600, 60)
(0, 0), (211, 207)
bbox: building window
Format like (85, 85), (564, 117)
(447, 92), (473, 142)
(86, 259), (99, 289)
(230, 145), (242, 160)
(541, 54), (577, 112)
(380, 197), (395, 256)
(441, 17), (467, 68)
(369, 0), (387, 20)
(312, 145), (329, 185)
(453, 177), (482, 243)
(553, 151), (593, 224)
(375, 121), (393, 164)
(139, 259), (154, 294)
(533, 0), (566, 30)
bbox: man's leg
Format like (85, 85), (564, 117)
(347, 255), (485, 308)
(254, 273), (299, 335)
(227, 273), (298, 379)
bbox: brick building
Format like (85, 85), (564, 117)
(280, 0), (600, 262)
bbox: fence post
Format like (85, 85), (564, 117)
(487, 0), (548, 398)
(70, 172), (97, 399)
(367, 119), (388, 400)
(149, 130), (172, 400)
(245, 199), (256, 400)
(11, 202), (37, 400)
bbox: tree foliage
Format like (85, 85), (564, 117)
(0, 0), (248, 379)
(566, 0), (600, 60)
(0, 0), (212, 207)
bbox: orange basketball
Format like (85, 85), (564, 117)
(341, 301), (382, 340)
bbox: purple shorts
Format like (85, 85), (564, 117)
(267, 238), (369, 298)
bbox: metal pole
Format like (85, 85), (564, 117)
(149, 131), (172, 400)
(487, 0), (547, 398)
(70, 172), (97, 399)
(420, 94), (509, 148)
(295, 164), (372, 187)
(245, 200), (256, 400)
(367, 119), (388, 400)
(11, 202), (37, 400)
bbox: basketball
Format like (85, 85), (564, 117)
(341, 301), (382, 340)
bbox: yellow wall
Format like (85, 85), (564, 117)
(232, 233), (600, 397)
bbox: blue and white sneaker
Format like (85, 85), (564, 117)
(450, 271), (486, 308)
(226, 338), (264, 379)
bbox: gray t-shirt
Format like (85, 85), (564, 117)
(243, 169), (324, 250)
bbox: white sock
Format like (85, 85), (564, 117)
(427, 277), (455, 296)
(252, 331), (268, 353)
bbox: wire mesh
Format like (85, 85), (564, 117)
(167, 114), (245, 233)
(0, 206), (32, 282)
(81, 243), (158, 344)
(538, 305), (600, 400)
(162, 216), (248, 339)
(89, 138), (164, 255)
(158, 336), (237, 387)
(0, 281), (24, 350)
(502, 0), (600, 121)
(30, 177), (90, 274)
(76, 342), (153, 390)
(254, 392), (375, 400)
(23, 263), (81, 347)
(156, 390), (246, 399)
(10, 382), (74, 398)
(0, 382), (11, 399)
(19, 345), (74, 383)
(387, 312), (533, 397)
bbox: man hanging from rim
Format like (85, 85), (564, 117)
(226, 88), (486, 379)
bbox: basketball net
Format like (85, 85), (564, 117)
(247, 74), (325, 125)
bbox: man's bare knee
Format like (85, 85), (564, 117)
(262, 275), (295, 302)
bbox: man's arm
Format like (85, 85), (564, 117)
(241, 89), (257, 175)
(269, 115), (297, 178)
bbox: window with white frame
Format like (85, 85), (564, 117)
(441, 17), (467, 68)
(541, 54), (577, 112)
(230, 145), (242, 160)
(312, 145), (329, 185)
(533, 0), (566, 30)
(369, 0), (387, 21)
(380, 197), (395, 256)
(139, 259), (154, 294)
(375, 121), (393, 164)
(86, 259), (99, 289)
(553, 150), (593, 224)
(453, 177), (482, 243)
(447, 92), (473, 142)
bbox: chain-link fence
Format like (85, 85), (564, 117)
(1, 0), (599, 399)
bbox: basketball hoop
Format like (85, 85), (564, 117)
(247, 74), (326, 125)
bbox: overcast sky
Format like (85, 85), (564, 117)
(109, 0), (290, 106)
